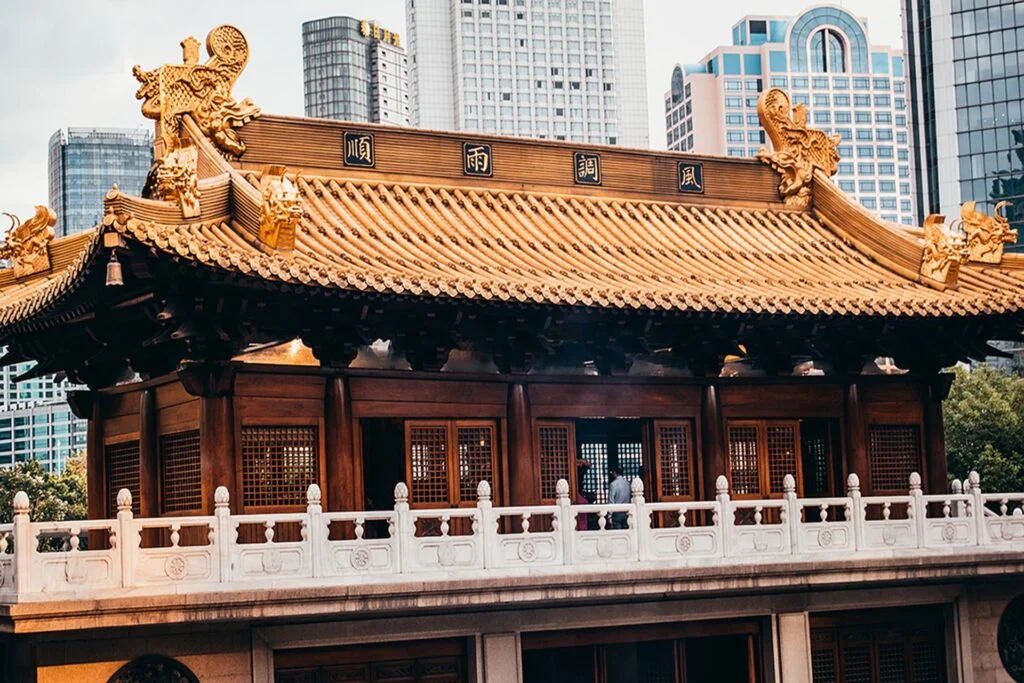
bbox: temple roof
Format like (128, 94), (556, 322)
(0, 25), (1020, 381)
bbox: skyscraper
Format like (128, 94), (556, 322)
(302, 17), (410, 125)
(902, 0), (1023, 237)
(406, 0), (649, 147)
(47, 127), (153, 237)
(665, 6), (916, 226)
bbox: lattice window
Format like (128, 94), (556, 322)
(160, 429), (201, 514)
(241, 425), (319, 508)
(538, 422), (574, 501)
(869, 425), (920, 492)
(106, 440), (140, 516)
(579, 441), (609, 503)
(811, 648), (838, 683)
(911, 639), (941, 682)
(878, 642), (908, 683)
(408, 423), (449, 505)
(728, 425), (761, 496)
(766, 424), (799, 494)
(456, 425), (495, 503)
(617, 441), (643, 481)
(803, 426), (832, 496)
(842, 644), (873, 683)
(656, 421), (693, 499)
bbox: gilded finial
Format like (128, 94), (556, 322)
(133, 24), (260, 158)
(756, 88), (841, 209)
(921, 213), (968, 287)
(960, 200), (1017, 264)
(0, 206), (56, 278)
(257, 165), (304, 251)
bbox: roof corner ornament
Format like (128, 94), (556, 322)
(257, 165), (304, 251)
(132, 24), (261, 159)
(0, 206), (56, 278)
(756, 88), (840, 209)
(961, 200), (1016, 264)
(143, 145), (201, 218)
(921, 214), (968, 287)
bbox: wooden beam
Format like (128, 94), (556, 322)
(200, 394), (236, 514)
(325, 375), (357, 511)
(508, 383), (537, 505)
(922, 377), (949, 495)
(700, 384), (726, 500)
(138, 388), (159, 516)
(844, 382), (870, 495)
(87, 398), (105, 521)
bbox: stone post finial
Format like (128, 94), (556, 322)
(783, 474), (796, 494)
(630, 477), (645, 504)
(555, 478), (570, 502)
(967, 470), (981, 493)
(116, 488), (133, 513)
(846, 472), (860, 494)
(477, 480), (492, 502)
(214, 486), (230, 509)
(909, 471), (922, 492)
(394, 482), (409, 506)
(951, 479), (963, 494)
(306, 483), (322, 506)
(12, 491), (29, 516)
(715, 475), (729, 496)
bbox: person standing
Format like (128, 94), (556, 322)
(607, 469), (630, 529)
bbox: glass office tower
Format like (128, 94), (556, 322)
(47, 127), (153, 237)
(903, 0), (1024, 239)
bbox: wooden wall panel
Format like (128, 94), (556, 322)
(350, 378), (507, 418)
(861, 381), (924, 423)
(236, 116), (783, 206)
(720, 385), (843, 418)
(235, 372), (325, 400)
(529, 383), (700, 418)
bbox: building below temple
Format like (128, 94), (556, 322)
(0, 23), (1023, 683)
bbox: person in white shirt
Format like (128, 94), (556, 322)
(607, 469), (630, 529)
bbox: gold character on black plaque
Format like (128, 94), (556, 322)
(463, 143), (493, 176)
(574, 152), (601, 185)
(344, 132), (375, 167)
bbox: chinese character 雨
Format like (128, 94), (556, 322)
(465, 145), (491, 175)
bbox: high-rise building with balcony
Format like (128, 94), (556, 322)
(902, 0), (1023, 238)
(47, 127), (153, 237)
(405, 0), (648, 147)
(665, 6), (916, 225)
(302, 16), (410, 125)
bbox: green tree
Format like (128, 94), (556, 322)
(944, 365), (1024, 492)
(0, 454), (88, 523)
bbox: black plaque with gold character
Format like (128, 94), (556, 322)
(344, 132), (375, 168)
(677, 161), (704, 194)
(574, 152), (602, 185)
(463, 142), (493, 177)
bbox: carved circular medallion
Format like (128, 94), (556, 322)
(998, 595), (1024, 681)
(350, 547), (372, 570)
(518, 540), (538, 563)
(818, 529), (834, 548)
(261, 550), (283, 575)
(438, 542), (456, 567)
(676, 536), (693, 554)
(164, 554), (188, 580)
(942, 523), (957, 543)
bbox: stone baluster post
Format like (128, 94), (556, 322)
(951, 478), (964, 518)
(12, 491), (32, 596)
(306, 484), (324, 579)
(969, 471), (986, 546)
(394, 482), (412, 574)
(783, 474), (799, 555)
(910, 472), (926, 548)
(117, 489), (137, 588)
(214, 486), (232, 583)
(631, 477), (648, 562)
(716, 475), (732, 558)
(477, 480), (494, 569)
(848, 473), (864, 552)
(556, 479), (572, 566)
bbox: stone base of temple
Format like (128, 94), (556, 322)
(5, 578), (1020, 682)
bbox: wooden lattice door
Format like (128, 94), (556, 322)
(404, 420), (498, 508)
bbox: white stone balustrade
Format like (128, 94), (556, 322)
(0, 471), (1022, 601)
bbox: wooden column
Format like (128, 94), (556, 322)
(507, 383), (537, 505)
(701, 384), (726, 501)
(844, 382), (870, 495)
(325, 375), (357, 512)
(200, 395), (236, 513)
(923, 376), (951, 495)
(86, 396), (105, 521)
(138, 388), (159, 516)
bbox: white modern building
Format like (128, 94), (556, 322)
(0, 362), (85, 472)
(406, 0), (649, 147)
(665, 5), (916, 226)
(303, 17), (410, 125)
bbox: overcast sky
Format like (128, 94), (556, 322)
(0, 0), (902, 221)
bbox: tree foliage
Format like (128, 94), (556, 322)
(944, 365), (1024, 493)
(0, 454), (88, 524)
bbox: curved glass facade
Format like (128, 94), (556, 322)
(789, 6), (869, 73)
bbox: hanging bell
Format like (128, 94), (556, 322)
(106, 251), (124, 287)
